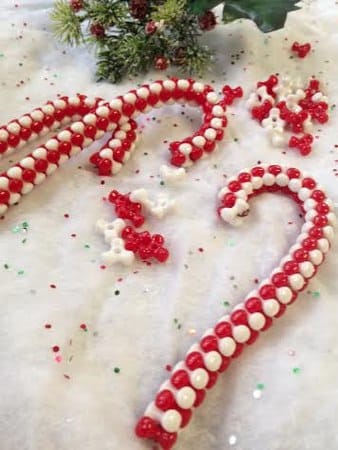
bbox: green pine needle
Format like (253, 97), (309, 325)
(50, 0), (83, 46)
(86, 0), (129, 27)
(151, 0), (187, 23)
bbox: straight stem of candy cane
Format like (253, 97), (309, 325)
(135, 164), (336, 450)
(0, 78), (238, 216)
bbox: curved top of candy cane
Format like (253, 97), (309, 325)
(135, 164), (335, 449)
(0, 78), (242, 216)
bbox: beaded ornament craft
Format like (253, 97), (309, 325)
(135, 164), (336, 449)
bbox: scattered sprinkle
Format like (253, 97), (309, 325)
(44, 324), (52, 329)
(50, 284), (57, 289)
(17, 269), (25, 275)
(223, 301), (230, 307)
(113, 367), (120, 374)
(55, 355), (62, 363)
(253, 389), (262, 399)
(165, 364), (172, 372)
(52, 345), (60, 353)
(292, 367), (301, 374)
(311, 290), (320, 298)
(188, 328), (196, 335)
(80, 323), (87, 331)
(229, 435), (237, 446)
(84, 244), (90, 249)
(256, 383), (265, 390)
(114, 289), (120, 296)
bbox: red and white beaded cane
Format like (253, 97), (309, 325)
(135, 164), (336, 449)
(0, 78), (243, 216)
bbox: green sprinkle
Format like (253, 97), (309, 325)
(174, 318), (178, 324)
(233, 137), (239, 142)
(311, 290), (320, 298)
(114, 290), (120, 296)
(113, 367), (120, 374)
(0, 53), (4, 58)
(22, 221), (29, 230)
(4, 264), (9, 269)
(160, 181), (165, 186)
(256, 383), (265, 390)
(22, 238), (27, 244)
(227, 239), (236, 247)
(223, 301), (230, 307)
(292, 367), (301, 374)
(84, 244), (90, 249)
(177, 324), (182, 330)
(17, 269), (25, 275)
(330, 104), (336, 111)
(12, 226), (21, 234)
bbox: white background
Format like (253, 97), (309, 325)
(1, 1), (338, 449)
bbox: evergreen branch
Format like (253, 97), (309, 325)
(85, 0), (129, 27)
(151, 0), (186, 23)
(50, 0), (83, 45)
(184, 44), (212, 75)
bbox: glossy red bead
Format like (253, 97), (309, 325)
(230, 309), (248, 326)
(261, 316), (273, 331)
(214, 321), (232, 338)
(8, 178), (23, 193)
(272, 272), (289, 287)
(309, 226), (323, 239)
(218, 356), (231, 373)
(0, 190), (10, 204)
(59, 141), (72, 154)
(0, 141), (8, 153)
(247, 330), (259, 345)
(84, 125), (97, 139)
(97, 158), (112, 176)
(313, 214), (328, 227)
(178, 408), (192, 428)
(155, 429), (177, 450)
(71, 133), (84, 147)
(31, 121), (43, 134)
(232, 343), (244, 358)
(245, 297), (262, 313)
(189, 147), (203, 161)
(259, 284), (276, 299)
(43, 115), (54, 127)
(293, 249), (309, 262)
(222, 193), (236, 208)
(170, 152), (186, 167)
(311, 190), (325, 202)
(47, 151), (60, 164)
(155, 390), (176, 411)
(20, 127), (32, 140)
(238, 172), (251, 183)
(7, 133), (20, 147)
(206, 371), (218, 389)
(122, 103), (135, 116)
(200, 335), (218, 352)
(251, 166), (265, 177)
(171, 370), (190, 388)
(302, 237), (318, 250)
(185, 352), (205, 370)
(96, 117), (109, 130)
(302, 177), (316, 189)
(316, 202), (330, 214)
(34, 159), (48, 172)
(283, 261), (299, 275)
(135, 417), (158, 438)
(113, 147), (125, 163)
(193, 389), (206, 407)
(22, 169), (36, 183)
(203, 140), (216, 153)
(228, 181), (241, 192)
(287, 168), (300, 179)
(108, 109), (121, 122)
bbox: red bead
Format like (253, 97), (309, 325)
(302, 237), (318, 250)
(155, 390), (176, 411)
(247, 330), (259, 345)
(121, 139), (132, 151)
(268, 165), (282, 175)
(0, 141), (8, 153)
(147, 93), (159, 106)
(316, 202), (330, 214)
(31, 121), (43, 134)
(272, 272), (288, 287)
(135, 98), (147, 111)
(214, 321), (232, 338)
(189, 147), (203, 161)
(261, 317), (273, 331)
(218, 356), (231, 373)
(228, 181), (241, 192)
(8, 178), (23, 193)
(274, 304), (287, 318)
(221, 193), (236, 208)
(251, 166), (265, 177)
(203, 140), (216, 152)
(283, 261), (299, 275)
(0, 190), (10, 204)
(47, 151), (60, 164)
(54, 109), (65, 121)
(259, 284), (276, 299)
(230, 309), (248, 326)
(193, 389), (206, 407)
(71, 133), (84, 147)
(232, 343), (244, 358)
(287, 168), (300, 179)
(309, 226), (323, 239)
(135, 417), (158, 439)
(154, 247), (169, 263)
(245, 297), (262, 313)
(34, 159), (48, 172)
(302, 177), (316, 189)
(126, 130), (136, 142)
(171, 370), (190, 388)
(293, 249), (309, 262)
(7, 133), (20, 147)
(178, 408), (192, 428)
(97, 117), (109, 130)
(20, 127), (32, 140)
(185, 352), (205, 370)
(84, 125), (97, 139)
(215, 129), (224, 141)
(22, 169), (36, 183)
(170, 151), (186, 167)
(113, 147), (125, 163)
(313, 214), (328, 227)
(238, 172), (251, 183)
(108, 109), (121, 122)
(59, 141), (72, 155)
(206, 371), (218, 389)
(311, 190), (325, 202)
(43, 115), (55, 127)
(200, 335), (218, 352)
(97, 158), (112, 176)
(122, 103), (135, 116)
(155, 429), (177, 450)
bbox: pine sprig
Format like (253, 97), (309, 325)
(50, 0), (83, 45)
(151, 0), (186, 23)
(85, 0), (129, 27)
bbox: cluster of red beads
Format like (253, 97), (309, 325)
(121, 226), (169, 263)
(298, 79), (329, 123)
(289, 134), (314, 156)
(221, 85), (243, 106)
(291, 41), (311, 58)
(108, 189), (145, 227)
(136, 164), (335, 449)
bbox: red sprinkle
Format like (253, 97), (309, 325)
(52, 345), (60, 352)
(165, 364), (172, 372)
(80, 323), (87, 330)
(50, 284), (57, 289)
(44, 324), (52, 329)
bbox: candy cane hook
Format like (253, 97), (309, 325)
(135, 164), (336, 449)
(0, 79), (242, 216)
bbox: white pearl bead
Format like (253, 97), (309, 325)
(327, 212), (337, 227)
(190, 368), (209, 389)
(161, 409), (182, 433)
(115, 130), (127, 140)
(41, 104), (55, 115)
(7, 167), (22, 179)
(248, 312), (266, 330)
(204, 351), (222, 372)
(123, 93), (137, 104)
(68, 96), (81, 106)
(204, 128), (217, 140)
(242, 182), (253, 195)
(109, 139), (122, 149)
(0, 204), (8, 214)
(9, 193), (21, 205)
(163, 80), (176, 91)
(57, 130), (71, 142)
(318, 238), (329, 253)
(210, 117), (223, 128)
(232, 325), (251, 343)
(32, 147), (47, 159)
(70, 122), (85, 133)
(0, 177), (9, 189)
(30, 110), (44, 121)
(192, 136), (206, 147)
(192, 82), (204, 93)
(263, 299), (280, 317)
(21, 182), (34, 194)
(96, 106), (109, 117)
(309, 249), (323, 265)
(299, 261), (315, 278)
(46, 164), (57, 175)
(34, 173), (46, 185)
(83, 113), (97, 125)
(212, 105), (225, 117)
(109, 99), (123, 110)
(303, 198), (316, 211)
(323, 225), (334, 242)
(276, 287), (293, 304)
(288, 178), (302, 192)
(100, 148), (113, 159)
(112, 161), (122, 174)
(18, 115), (32, 127)
(7, 122), (20, 134)
(85, 98), (96, 107)
(298, 187), (311, 201)
(45, 139), (59, 150)
(0, 129), (9, 141)
(177, 79), (189, 90)
(179, 143), (192, 155)
(262, 173), (275, 186)
(20, 157), (35, 169)
(206, 92), (218, 104)
(251, 176), (263, 189)
(288, 274), (305, 291)
(275, 173), (289, 186)
(58, 154), (69, 165)
(136, 87), (149, 99)
(150, 82), (162, 94)
(176, 387), (196, 409)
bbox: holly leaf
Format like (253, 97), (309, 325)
(222, 0), (300, 32)
(187, 0), (223, 16)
